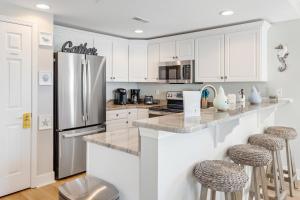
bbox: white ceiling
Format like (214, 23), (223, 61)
(3, 0), (300, 38)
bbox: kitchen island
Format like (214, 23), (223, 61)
(84, 99), (291, 200)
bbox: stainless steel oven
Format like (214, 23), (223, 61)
(159, 60), (194, 83)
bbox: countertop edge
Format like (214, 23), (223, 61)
(83, 134), (140, 156)
(133, 99), (291, 133)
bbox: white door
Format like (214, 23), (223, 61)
(147, 43), (160, 82)
(129, 41), (148, 82)
(176, 39), (194, 60)
(195, 34), (225, 82)
(112, 39), (129, 82)
(93, 37), (113, 82)
(0, 21), (32, 196)
(225, 30), (259, 82)
(159, 41), (176, 62)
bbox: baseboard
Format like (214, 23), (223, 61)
(31, 171), (55, 188)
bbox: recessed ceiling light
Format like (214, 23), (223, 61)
(134, 29), (143, 34)
(220, 10), (234, 16)
(36, 4), (50, 10)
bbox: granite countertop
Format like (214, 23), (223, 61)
(133, 99), (292, 133)
(83, 128), (140, 156)
(106, 100), (166, 111)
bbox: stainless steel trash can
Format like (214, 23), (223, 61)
(58, 176), (119, 200)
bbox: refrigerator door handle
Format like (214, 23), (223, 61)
(62, 127), (105, 138)
(81, 59), (87, 121)
(86, 59), (91, 121)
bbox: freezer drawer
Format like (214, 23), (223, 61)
(56, 125), (105, 179)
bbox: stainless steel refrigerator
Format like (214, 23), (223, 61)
(54, 52), (106, 179)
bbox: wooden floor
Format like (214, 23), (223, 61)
(0, 176), (299, 200)
(0, 174), (84, 200)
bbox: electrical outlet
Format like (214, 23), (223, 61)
(276, 88), (283, 97)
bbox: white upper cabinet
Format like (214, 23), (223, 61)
(147, 43), (160, 82)
(195, 34), (224, 82)
(176, 39), (195, 60)
(159, 41), (176, 62)
(194, 21), (270, 82)
(112, 39), (129, 82)
(129, 40), (148, 82)
(225, 30), (259, 82)
(93, 36), (113, 82)
(159, 39), (194, 62)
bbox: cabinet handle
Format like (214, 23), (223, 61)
(126, 121), (129, 124)
(224, 76), (228, 80)
(220, 76), (224, 80)
(116, 114), (119, 117)
(113, 77), (116, 79)
(128, 112), (131, 114)
(144, 78), (147, 80)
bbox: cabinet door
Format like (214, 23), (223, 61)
(93, 37), (113, 82)
(195, 34), (225, 82)
(129, 41), (148, 82)
(147, 43), (160, 82)
(225, 30), (259, 82)
(112, 39), (129, 82)
(159, 41), (176, 62)
(176, 39), (194, 60)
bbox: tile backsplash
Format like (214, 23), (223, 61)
(107, 82), (268, 101)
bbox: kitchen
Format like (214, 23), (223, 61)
(0, 0), (300, 200)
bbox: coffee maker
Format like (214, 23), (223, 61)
(114, 88), (127, 105)
(130, 89), (140, 104)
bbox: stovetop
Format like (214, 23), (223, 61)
(149, 105), (183, 113)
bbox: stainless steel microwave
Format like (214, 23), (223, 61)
(158, 60), (194, 83)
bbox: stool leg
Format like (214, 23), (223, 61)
(272, 151), (281, 200)
(210, 190), (216, 200)
(200, 186), (208, 200)
(286, 140), (294, 197)
(289, 141), (298, 189)
(253, 167), (261, 200)
(249, 168), (255, 200)
(259, 167), (269, 200)
(276, 150), (285, 192)
(224, 192), (231, 200)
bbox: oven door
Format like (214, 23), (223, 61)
(159, 65), (181, 83)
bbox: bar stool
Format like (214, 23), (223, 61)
(265, 126), (298, 196)
(248, 134), (287, 200)
(193, 160), (248, 200)
(228, 144), (272, 200)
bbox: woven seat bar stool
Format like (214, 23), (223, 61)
(248, 134), (287, 200)
(193, 160), (248, 200)
(265, 126), (298, 197)
(228, 144), (272, 200)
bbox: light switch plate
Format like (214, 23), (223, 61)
(39, 115), (52, 130)
(39, 71), (53, 85)
(39, 32), (53, 46)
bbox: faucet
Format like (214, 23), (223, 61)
(199, 84), (217, 108)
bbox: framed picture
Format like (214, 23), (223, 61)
(39, 71), (53, 85)
(39, 32), (53, 46)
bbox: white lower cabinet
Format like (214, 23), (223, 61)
(106, 108), (149, 131)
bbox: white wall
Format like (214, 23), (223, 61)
(0, 2), (54, 186)
(267, 19), (300, 168)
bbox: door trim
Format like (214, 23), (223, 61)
(0, 15), (40, 188)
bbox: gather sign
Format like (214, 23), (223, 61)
(61, 41), (98, 55)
